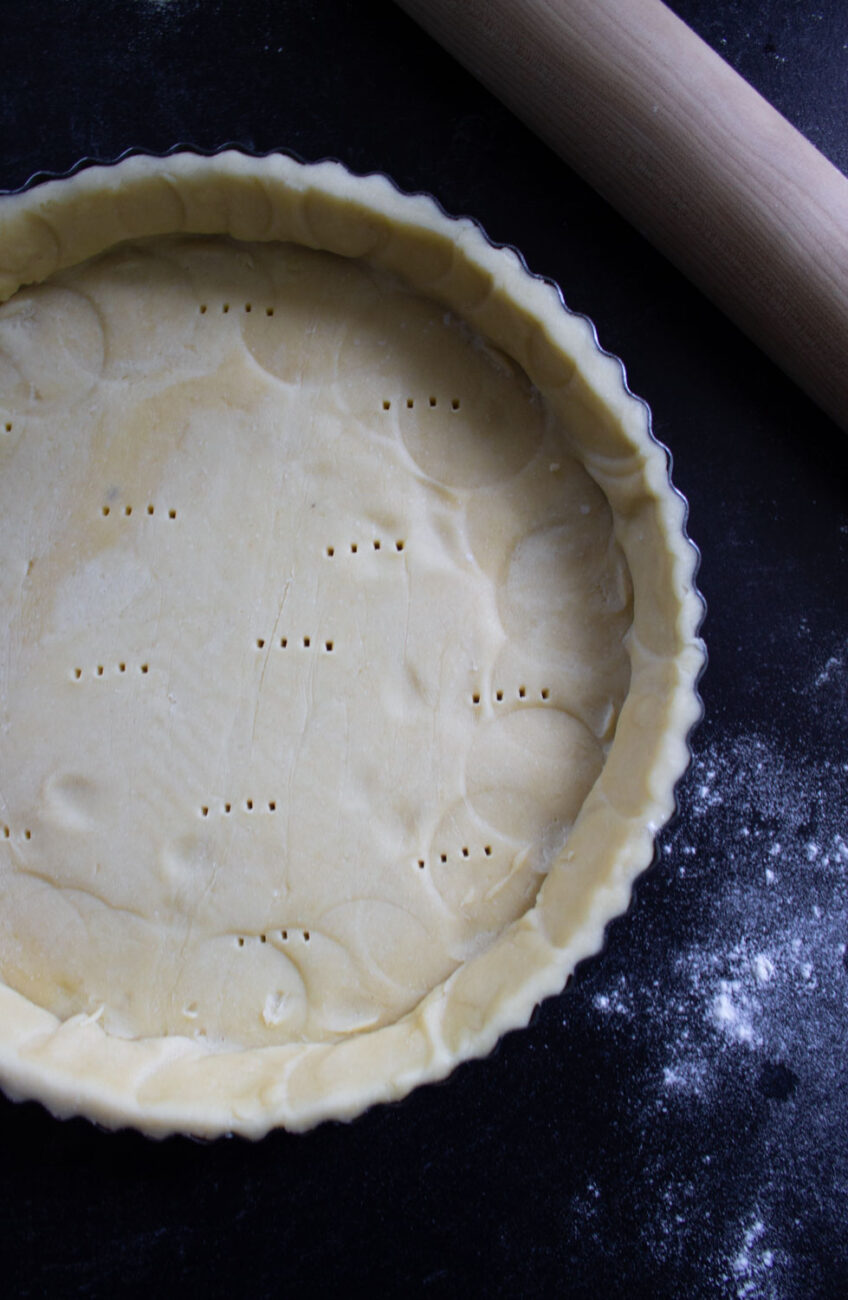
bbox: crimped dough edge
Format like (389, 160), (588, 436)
(0, 150), (704, 1138)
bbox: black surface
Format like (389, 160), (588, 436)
(1, 2), (847, 1297)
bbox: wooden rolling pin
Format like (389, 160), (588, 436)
(395, 0), (848, 433)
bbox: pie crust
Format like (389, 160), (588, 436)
(0, 151), (704, 1137)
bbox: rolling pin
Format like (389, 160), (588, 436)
(395, 0), (848, 434)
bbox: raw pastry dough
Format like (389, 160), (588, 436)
(0, 152), (703, 1136)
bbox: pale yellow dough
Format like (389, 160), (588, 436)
(0, 153), (703, 1137)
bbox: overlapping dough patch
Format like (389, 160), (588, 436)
(0, 236), (632, 1048)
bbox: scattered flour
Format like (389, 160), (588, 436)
(731, 1217), (776, 1300)
(582, 729), (848, 1298)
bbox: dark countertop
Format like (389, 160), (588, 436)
(1, 3), (846, 1296)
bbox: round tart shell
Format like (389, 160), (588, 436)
(0, 152), (704, 1137)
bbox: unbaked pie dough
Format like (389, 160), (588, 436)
(0, 152), (703, 1136)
